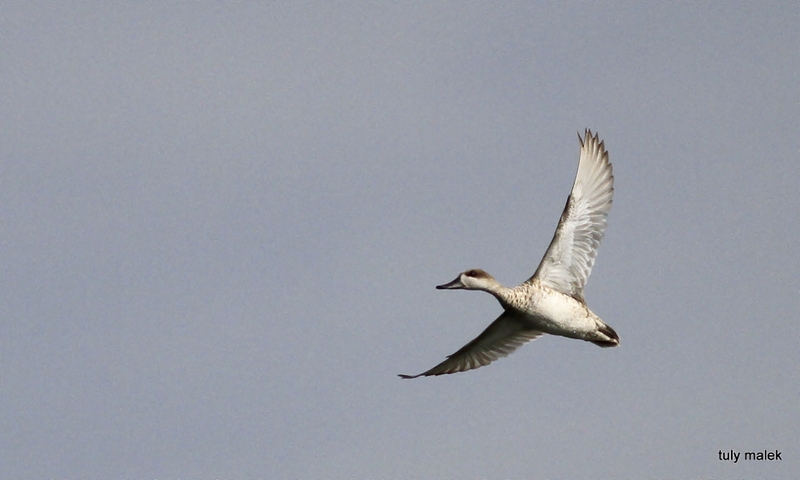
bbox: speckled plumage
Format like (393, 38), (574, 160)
(400, 130), (618, 379)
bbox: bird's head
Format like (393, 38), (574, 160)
(436, 269), (500, 292)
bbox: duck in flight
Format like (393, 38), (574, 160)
(399, 129), (618, 379)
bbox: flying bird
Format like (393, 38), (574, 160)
(399, 129), (618, 379)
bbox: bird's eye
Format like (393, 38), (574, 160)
(466, 270), (477, 277)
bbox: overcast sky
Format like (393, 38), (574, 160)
(1, 3), (798, 478)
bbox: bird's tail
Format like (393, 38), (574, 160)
(590, 319), (620, 348)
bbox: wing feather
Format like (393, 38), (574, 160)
(399, 312), (542, 379)
(527, 129), (613, 302)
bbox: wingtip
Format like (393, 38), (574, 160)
(398, 373), (419, 379)
(577, 128), (598, 146)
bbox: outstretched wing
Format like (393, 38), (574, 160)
(399, 312), (543, 379)
(528, 129), (613, 302)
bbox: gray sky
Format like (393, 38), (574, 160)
(2, 3), (798, 478)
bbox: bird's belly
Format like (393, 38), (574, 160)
(523, 295), (598, 339)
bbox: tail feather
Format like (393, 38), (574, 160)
(590, 320), (619, 348)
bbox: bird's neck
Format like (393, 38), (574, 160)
(482, 282), (514, 306)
